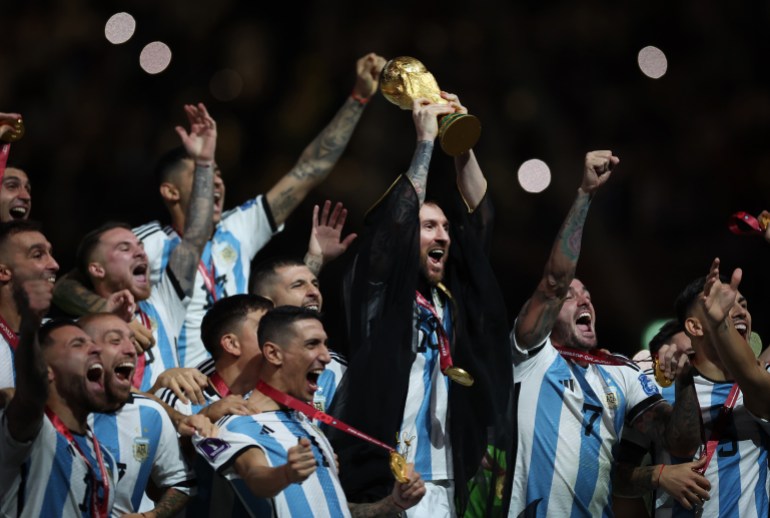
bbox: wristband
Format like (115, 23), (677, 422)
(656, 464), (666, 488)
(195, 160), (214, 168)
(391, 496), (407, 511)
(350, 91), (370, 105)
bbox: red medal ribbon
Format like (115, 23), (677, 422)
(414, 290), (455, 375)
(256, 380), (396, 453)
(554, 344), (634, 367)
(209, 371), (231, 398)
(131, 310), (151, 388)
(0, 314), (19, 351)
(0, 143), (10, 184)
(697, 382), (741, 474)
(198, 261), (218, 302)
(44, 408), (110, 518)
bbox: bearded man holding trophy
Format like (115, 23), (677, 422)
(329, 56), (513, 517)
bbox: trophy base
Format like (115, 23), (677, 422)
(439, 113), (481, 156)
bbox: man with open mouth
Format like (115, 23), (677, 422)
(58, 102), (217, 392)
(508, 151), (702, 517)
(0, 220), (59, 388)
(194, 306), (425, 517)
(0, 280), (118, 516)
(84, 312), (197, 518)
(0, 167), (32, 222)
(331, 92), (513, 517)
(53, 53), (388, 373)
(617, 259), (770, 517)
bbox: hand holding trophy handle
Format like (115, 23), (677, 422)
(380, 57), (481, 156)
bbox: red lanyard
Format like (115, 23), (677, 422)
(554, 345), (634, 367)
(45, 408), (110, 518)
(0, 143), (9, 183)
(198, 261), (218, 302)
(131, 310), (151, 388)
(209, 371), (230, 398)
(256, 380), (396, 454)
(0, 314), (19, 351)
(698, 383), (741, 474)
(414, 290), (455, 374)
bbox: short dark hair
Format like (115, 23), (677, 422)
(75, 221), (132, 281)
(0, 219), (43, 250)
(154, 146), (192, 185)
(201, 294), (274, 360)
(38, 318), (81, 349)
(674, 274), (730, 326)
(257, 305), (322, 350)
(648, 319), (684, 356)
(250, 257), (306, 297)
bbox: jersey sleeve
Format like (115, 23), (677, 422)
(512, 331), (558, 380)
(193, 415), (265, 480)
(623, 370), (664, 426)
(155, 387), (194, 417)
(219, 195), (282, 261)
(0, 410), (37, 489)
(149, 264), (191, 338)
(144, 399), (197, 494)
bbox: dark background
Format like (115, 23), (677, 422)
(4, 1), (770, 357)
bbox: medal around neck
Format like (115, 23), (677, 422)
(653, 357), (673, 387)
(379, 56), (481, 157)
(444, 365), (475, 386)
(0, 119), (24, 143)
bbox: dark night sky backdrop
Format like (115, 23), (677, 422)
(4, 1), (770, 357)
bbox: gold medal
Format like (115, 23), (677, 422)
(653, 358), (673, 388)
(444, 366), (475, 386)
(389, 451), (409, 483)
(0, 119), (24, 143)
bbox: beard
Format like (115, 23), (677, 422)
(551, 320), (597, 350)
(419, 254), (445, 286)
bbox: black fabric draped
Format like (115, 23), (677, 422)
(328, 174), (514, 515)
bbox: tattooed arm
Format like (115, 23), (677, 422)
(266, 53), (386, 226)
(139, 488), (190, 518)
(514, 151), (619, 351)
(166, 103), (215, 298)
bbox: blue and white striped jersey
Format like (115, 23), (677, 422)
(134, 195), (281, 369)
(643, 367), (770, 518)
(0, 410), (118, 517)
(194, 410), (351, 518)
(510, 334), (663, 517)
(133, 266), (190, 392)
(398, 291), (452, 482)
(90, 394), (195, 516)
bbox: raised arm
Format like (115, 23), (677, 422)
(406, 99), (456, 205)
(6, 280), (52, 441)
(304, 200), (358, 276)
(166, 103), (215, 297)
(701, 258), (770, 418)
(514, 151), (618, 350)
(266, 53), (386, 226)
(438, 92), (487, 211)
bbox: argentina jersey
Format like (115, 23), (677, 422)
(510, 334), (663, 518)
(133, 265), (190, 392)
(90, 394), (195, 515)
(195, 411), (351, 518)
(135, 195), (281, 370)
(649, 367), (770, 518)
(399, 293), (452, 482)
(0, 411), (117, 517)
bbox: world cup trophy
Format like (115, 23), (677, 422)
(0, 116), (24, 183)
(379, 56), (481, 157)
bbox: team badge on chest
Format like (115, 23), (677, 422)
(133, 437), (150, 462)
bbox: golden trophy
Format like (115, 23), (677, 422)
(380, 57), (481, 156)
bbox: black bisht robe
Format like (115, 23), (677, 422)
(328, 174), (514, 514)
